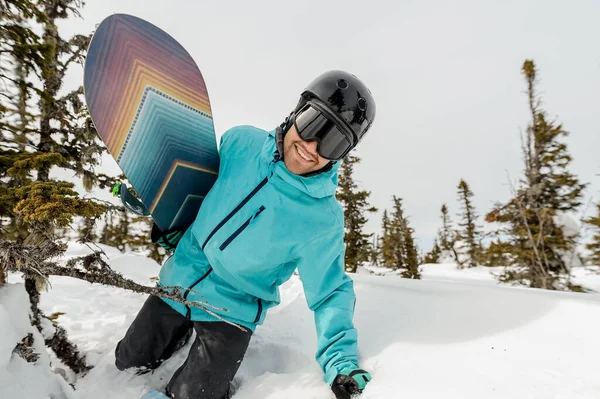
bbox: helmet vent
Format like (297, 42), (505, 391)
(336, 79), (349, 89)
(358, 97), (367, 111)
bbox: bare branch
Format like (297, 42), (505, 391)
(0, 240), (247, 332)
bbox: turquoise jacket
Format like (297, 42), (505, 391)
(158, 125), (359, 384)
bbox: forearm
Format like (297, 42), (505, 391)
(312, 280), (359, 384)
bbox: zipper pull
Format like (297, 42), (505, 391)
(249, 206), (265, 225)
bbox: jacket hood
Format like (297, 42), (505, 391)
(261, 130), (340, 199)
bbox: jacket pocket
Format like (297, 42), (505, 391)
(219, 206), (265, 251)
(184, 267), (213, 319)
(253, 299), (263, 323)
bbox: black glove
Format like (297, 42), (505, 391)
(151, 223), (185, 252)
(331, 368), (371, 399)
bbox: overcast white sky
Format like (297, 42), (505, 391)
(62, 0), (600, 251)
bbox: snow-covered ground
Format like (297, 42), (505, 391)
(2, 244), (600, 398)
(363, 262), (600, 293)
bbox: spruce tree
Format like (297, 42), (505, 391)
(100, 207), (130, 252)
(0, 0), (111, 372)
(0, 3), (228, 372)
(389, 197), (406, 269)
(78, 216), (99, 243)
(370, 234), (380, 266)
(0, 1), (108, 254)
(336, 154), (377, 273)
(127, 216), (164, 264)
(456, 179), (482, 267)
(0, 0), (45, 254)
(439, 204), (454, 252)
(481, 239), (514, 267)
(436, 203), (461, 264)
(423, 239), (441, 264)
(398, 218), (420, 279)
(486, 60), (586, 290)
(380, 209), (395, 268)
(389, 196), (420, 278)
(584, 204), (600, 266)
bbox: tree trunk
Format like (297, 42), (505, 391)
(24, 275), (43, 330)
(24, 274), (89, 374)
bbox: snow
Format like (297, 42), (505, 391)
(572, 265), (600, 293)
(0, 284), (75, 398)
(2, 243), (600, 398)
(362, 263), (506, 287)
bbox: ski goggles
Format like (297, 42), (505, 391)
(293, 103), (355, 161)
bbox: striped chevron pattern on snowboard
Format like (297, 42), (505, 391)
(84, 14), (218, 231)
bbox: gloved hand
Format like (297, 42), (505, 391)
(331, 367), (371, 399)
(151, 222), (185, 253)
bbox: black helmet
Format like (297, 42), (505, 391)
(276, 70), (375, 174)
(299, 70), (376, 147)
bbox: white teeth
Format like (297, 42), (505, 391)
(296, 145), (313, 162)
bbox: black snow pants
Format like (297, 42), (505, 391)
(115, 295), (252, 399)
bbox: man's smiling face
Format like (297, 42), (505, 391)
(282, 124), (330, 176)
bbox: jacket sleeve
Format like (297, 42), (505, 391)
(295, 229), (360, 385)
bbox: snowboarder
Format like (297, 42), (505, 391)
(115, 70), (376, 399)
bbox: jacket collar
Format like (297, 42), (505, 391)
(261, 130), (339, 199)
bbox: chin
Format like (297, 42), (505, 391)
(287, 163), (306, 176)
(282, 158), (306, 176)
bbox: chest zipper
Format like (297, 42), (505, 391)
(201, 154), (280, 251)
(219, 206), (265, 251)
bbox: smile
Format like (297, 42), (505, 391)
(295, 143), (316, 163)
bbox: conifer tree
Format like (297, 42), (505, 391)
(0, 0), (111, 372)
(0, 1), (107, 262)
(388, 196), (420, 277)
(389, 196), (406, 269)
(398, 215), (420, 279)
(486, 60), (586, 290)
(127, 216), (165, 264)
(380, 209), (395, 267)
(78, 216), (99, 243)
(0, 0), (45, 251)
(0, 4), (229, 373)
(456, 179), (482, 267)
(369, 234), (380, 266)
(439, 204), (454, 252)
(100, 207), (130, 251)
(336, 154), (377, 273)
(423, 239), (441, 264)
(436, 203), (461, 264)
(584, 204), (600, 266)
(481, 239), (514, 267)
(1, 0), (113, 245)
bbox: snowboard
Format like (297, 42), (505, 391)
(84, 14), (219, 232)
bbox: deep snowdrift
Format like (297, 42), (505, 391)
(2, 244), (600, 398)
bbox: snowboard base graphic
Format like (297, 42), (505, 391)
(84, 14), (219, 231)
